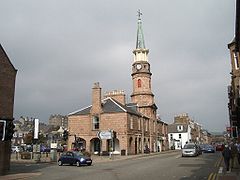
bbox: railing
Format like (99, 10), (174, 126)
(10, 151), (63, 162)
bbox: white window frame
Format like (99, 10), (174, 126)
(138, 119), (141, 130)
(0, 120), (6, 141)
(130, 117), (133, 130)
(233, 51), (239, 70)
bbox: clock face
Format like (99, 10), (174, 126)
(136, 64), (142, 70)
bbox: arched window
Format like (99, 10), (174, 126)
(137, 79), (141, 88)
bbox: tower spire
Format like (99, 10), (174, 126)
(136, 9), (145, 49)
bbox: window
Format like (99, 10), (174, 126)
(170, 134), (173, 140)
(138, 119), (141, 130)
(137, 79), (142, 88)
(92, 116), (99, 130)
(177, 125), (183, 132)
(179, 134), (182, 139)
(233, 52), (239, 70)
(145, 120), (149, 132)
(130, 117), (133, 129)
(0, 120), (6, 141)
(153, 121), (156, 132)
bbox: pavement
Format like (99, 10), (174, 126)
(2, 150), (240, 180)
(216, 158), (240, 180)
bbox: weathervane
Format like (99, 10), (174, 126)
(137, 9), (142, 20)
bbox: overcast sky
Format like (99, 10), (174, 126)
(0, 0), (236, 132)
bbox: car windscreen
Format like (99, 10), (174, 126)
(183, 144), (195, 149)
(73, 151), (84, 156)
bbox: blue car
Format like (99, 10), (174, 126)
(203, 145), (215, 153)
(58, 151), (92, 167)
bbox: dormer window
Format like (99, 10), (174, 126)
(177, 125), (183, 132)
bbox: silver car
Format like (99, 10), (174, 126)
(182, 143), (198, 157)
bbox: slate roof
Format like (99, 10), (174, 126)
(168, 124), (188, 133)
(68, 97), (144, 117)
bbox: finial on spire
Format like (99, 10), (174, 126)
(137, 9), (142, 20)
(136, 9), (145, 49)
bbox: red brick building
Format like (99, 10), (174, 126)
(68, 13), (168, 155)
(0, 44), (17, 174)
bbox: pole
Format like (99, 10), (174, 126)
(111, 130), (114, 159)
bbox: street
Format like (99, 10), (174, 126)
(4, 151), (222, 180)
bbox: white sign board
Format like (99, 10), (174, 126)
(51, 143), (57, 149)
(34, 119), (39, 139)
(97, 131), (112, 140)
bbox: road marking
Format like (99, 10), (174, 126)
(176, 155), (181, 158)
(208, 173), (213, 180)
(208, 173), (217, 180)
(215, 156), (223, 167)
(218, 166), (223, 174)
(212, 173), (216, 180)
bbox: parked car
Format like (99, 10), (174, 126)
(182, 143), (198, 157)
(215, 144), (224, 151)
(11, 146), (22, 153)
(58, 151), (92, 167)
(203, 145), (215, 153)
(200, 144), (207, 152)
(40, 145), (51, 152)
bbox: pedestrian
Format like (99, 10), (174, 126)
(230, 141), (239, 169)
(236, 141), (240, 165)
(222, 144), (232, 172)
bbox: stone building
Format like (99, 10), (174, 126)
(49, 114), (68, 129)
(227, 0), (240, 139)
(0, 44), (17, 174)
(170, 113), (204, 144)
(68, 13), (168, 155)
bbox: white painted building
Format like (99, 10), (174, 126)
(168, 124), (192, 150)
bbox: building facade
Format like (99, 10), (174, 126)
(0, 44), (17, 174)
(227, 0), (240, 139)
(49, 114), (68, 129)
(168, 113), (205, 147)
(168, 124), (191, 150)
(68, 13), (168, 155)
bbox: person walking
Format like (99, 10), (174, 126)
(230, 141), (239, 169)
(222, 144), (232, 172)
(237, 141), (240, 165)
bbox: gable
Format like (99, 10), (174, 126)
(0, 44), (17, 72)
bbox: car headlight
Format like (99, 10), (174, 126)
(80, 158), (85, 162)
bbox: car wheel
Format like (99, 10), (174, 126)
(76, 161), (81, 167)
(87, 162), (92, 166)
(58, 160), (63, 166)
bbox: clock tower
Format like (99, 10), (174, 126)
(131, 10), (157, 119)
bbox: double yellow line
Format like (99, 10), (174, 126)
(208, 156), (223, 180)
(208, 172), (217, 180)
(214, 156), (223, 168)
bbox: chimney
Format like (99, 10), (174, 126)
(91, 82), (102, 114)
(104, 90), (126, 105)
